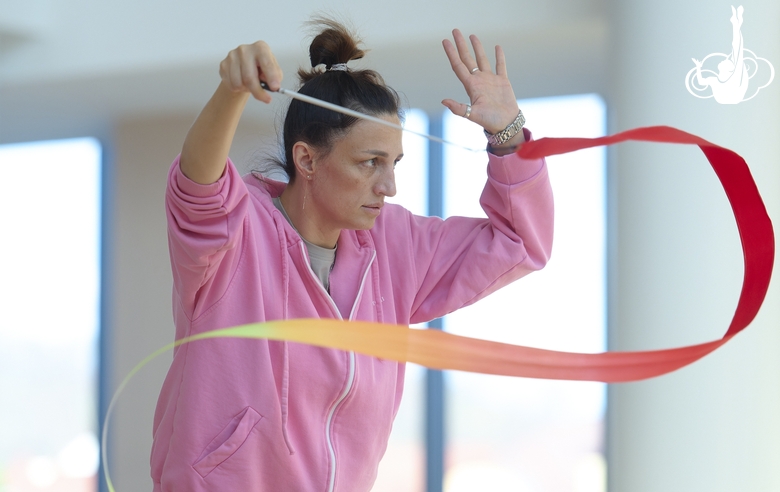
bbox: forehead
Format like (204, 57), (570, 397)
(338, 115), (404, 153)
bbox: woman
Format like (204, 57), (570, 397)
(152, 19), (553, 492)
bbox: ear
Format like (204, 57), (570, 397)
(292, 141), (317, 179)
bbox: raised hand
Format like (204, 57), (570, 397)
(441, 29), (520, 136)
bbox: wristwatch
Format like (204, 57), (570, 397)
(484, 110), (526, 147)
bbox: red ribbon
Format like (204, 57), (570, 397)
(512, 125), (775, 381)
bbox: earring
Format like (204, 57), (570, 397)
(303, 174), (312, 210)
(303, 177), (308, 211)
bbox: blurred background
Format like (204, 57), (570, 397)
(1, 0), (778, 491)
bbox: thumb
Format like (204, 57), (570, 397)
(442, 99), (468, 118)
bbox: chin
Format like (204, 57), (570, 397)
(349, 218), (377, 231)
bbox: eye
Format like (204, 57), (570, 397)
(362, 158), (378, 167)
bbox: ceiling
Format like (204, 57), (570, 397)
(0, 0), (607, 144)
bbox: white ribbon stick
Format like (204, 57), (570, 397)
(262, 83), (484, 153)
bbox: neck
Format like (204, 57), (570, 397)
(279, 180), (339, 249)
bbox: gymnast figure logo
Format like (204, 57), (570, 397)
(685, 5), (774, 104)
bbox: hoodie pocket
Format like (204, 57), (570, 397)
(192, 406), (263, 478)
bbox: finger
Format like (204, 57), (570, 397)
(227, 51), (244, 92)
(452, 29), (479, 73)
(469, 34), (492, 73)
(238, 46), (269, 103)
(495, 45), (507, 77)
(259, 55), (283, 93)
(218, 57), (231, 88)
(441, 98), (471, 119)
(254, 57), (282, 103)
(253, 41), (282, 92)
(442, 38), (471, 83)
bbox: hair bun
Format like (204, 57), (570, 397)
(306, 18), (365, 70)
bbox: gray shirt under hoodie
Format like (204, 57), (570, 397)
(272, 196), (336, 292)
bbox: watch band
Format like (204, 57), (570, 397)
(484, 109), (526, 147)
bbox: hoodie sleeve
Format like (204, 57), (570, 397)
(408, 128), (554, 324)
(165, 156), (250, 317)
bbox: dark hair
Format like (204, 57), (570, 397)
(280, 18), (403, 182)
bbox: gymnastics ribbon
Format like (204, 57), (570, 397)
(102, 125), (773, 491)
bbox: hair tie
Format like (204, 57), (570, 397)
(328, 63), (349, 72)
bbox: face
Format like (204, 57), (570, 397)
(308, 114), (403, 235)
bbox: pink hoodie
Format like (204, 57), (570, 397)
(152, 134), (553, 491)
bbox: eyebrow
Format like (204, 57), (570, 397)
(362, 149), (404, 160)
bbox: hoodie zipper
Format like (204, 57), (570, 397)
(325, 351), (355, 492)
(298, 243), (375, 492)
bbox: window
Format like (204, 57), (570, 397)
(442, 94), (607, 492)
(0, 138), (102, 492)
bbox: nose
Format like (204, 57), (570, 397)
(375, 165), (396, 198)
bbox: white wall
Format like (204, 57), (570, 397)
(110, 115), (187, 491)
(607, 0), (780, 490)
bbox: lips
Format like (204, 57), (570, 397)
(362, 203), (383, 216)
